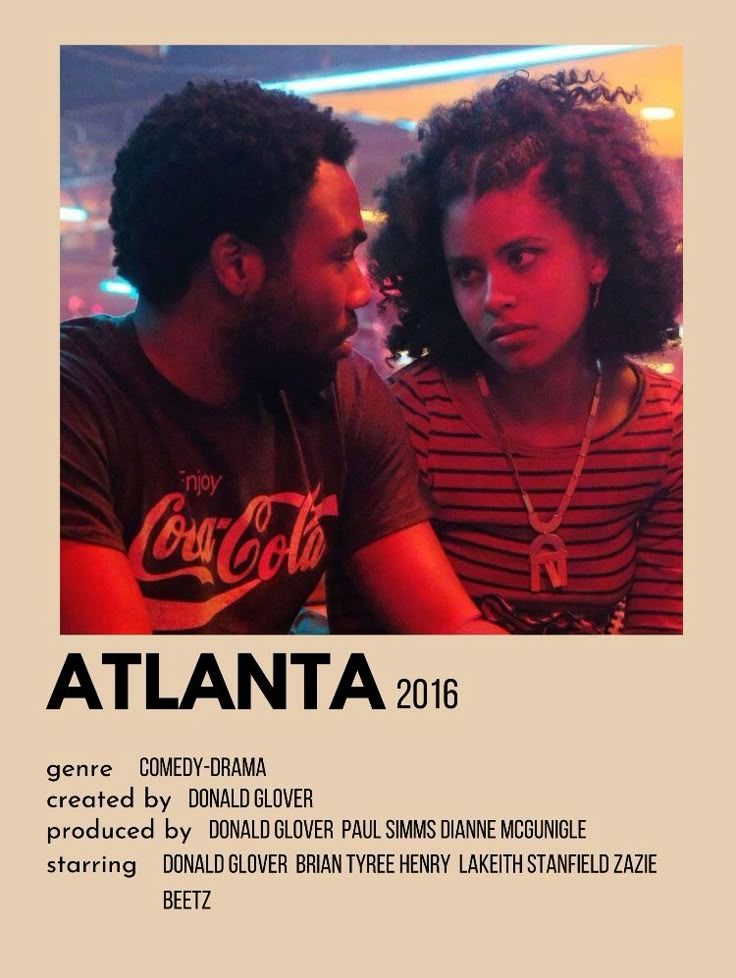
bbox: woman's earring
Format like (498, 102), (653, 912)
(592, 281), (602, 310)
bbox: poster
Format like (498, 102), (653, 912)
(6, 13), (732, 976)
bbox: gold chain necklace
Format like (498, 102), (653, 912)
(475, 361), (602, 592)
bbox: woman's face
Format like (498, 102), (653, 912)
(441, 172), (607, 373)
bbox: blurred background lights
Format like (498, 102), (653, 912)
(100, 278), (137, 297)
(641, 106), (676, 121)
(60, 206), (88, 223)
(360, 209), (385, 224)
(59, 45), (681, 380)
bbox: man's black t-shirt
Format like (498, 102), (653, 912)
(61, 315), (430, 633)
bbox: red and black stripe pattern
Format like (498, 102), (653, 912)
(390, 358), (683, 635)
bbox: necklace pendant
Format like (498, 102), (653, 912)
(530, 533), (569, 592)
(529, 512), (562, 534)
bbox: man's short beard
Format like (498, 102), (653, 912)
(222, 277), (336, 396)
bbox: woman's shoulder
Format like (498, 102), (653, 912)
(602, 357), (683, 451)
(386, 354), (443, 387)
(385, 355), (448, 401)
(629, 358), (683, 418)
(585, 356), (681, 445)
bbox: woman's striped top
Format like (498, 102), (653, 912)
(389, 357), (683, 635)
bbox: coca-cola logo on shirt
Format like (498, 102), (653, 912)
(127, 484), (337, 630)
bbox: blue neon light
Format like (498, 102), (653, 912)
(60, 206), (88, 222)
(263, 45), (653, 96)
(100, 278), (138, 297)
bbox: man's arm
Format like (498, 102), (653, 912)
(61, 540), (152, 634)
(347, 522), (506, 635)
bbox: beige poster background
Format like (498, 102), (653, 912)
(4, 10), (732, 976)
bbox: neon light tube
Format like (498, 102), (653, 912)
(263, 45), (654, 96)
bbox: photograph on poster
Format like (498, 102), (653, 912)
(60, 44), (682, 637)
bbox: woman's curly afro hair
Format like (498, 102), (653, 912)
(371, 70), (682, 371)
(109, 80), (356, 307)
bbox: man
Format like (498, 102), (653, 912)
(61, 80), (503, 635)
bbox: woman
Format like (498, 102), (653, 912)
(371, 71), (682, 634)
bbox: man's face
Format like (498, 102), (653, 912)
(227, 160), (371, 392)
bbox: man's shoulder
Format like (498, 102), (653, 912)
(61, 315), (133, 372)
(332, 352), (420, 443)
(333, 350), (384, 403)
(62, 313), (128, 344)
(61, 314), (144, 417)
